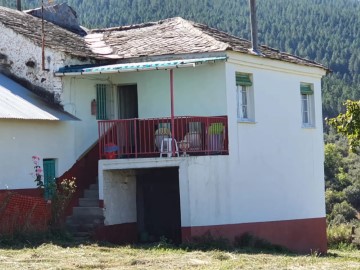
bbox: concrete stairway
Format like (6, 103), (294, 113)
(66, 183), (104, 240)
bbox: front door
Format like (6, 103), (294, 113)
(43, 159), (56, 200)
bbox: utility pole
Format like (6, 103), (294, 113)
(41, 0), (46, 70)
(16, 0), (21, 11)
(249, 0), (259, 54)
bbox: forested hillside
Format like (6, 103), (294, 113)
(1, 0), (360, 118)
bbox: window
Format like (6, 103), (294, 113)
(300, 84), (315, 127)
(96, 84), (112, 120)
(236, 73), (254, 122)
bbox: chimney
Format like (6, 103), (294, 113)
(249, 0), (260, 54)
(16, 0), (21, 11)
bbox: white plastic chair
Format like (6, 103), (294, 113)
(160, 137), (179, 157)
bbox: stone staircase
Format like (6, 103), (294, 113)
(66, 183), (104, 240)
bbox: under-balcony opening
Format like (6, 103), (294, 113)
(136, 167), (181, 244)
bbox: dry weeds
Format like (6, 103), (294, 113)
(0, 243), (359, 269)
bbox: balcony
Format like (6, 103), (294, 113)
(98, 116), (228, 159)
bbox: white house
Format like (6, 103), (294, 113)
(0, 5), (101, 198)
(0, 5), (327, 253)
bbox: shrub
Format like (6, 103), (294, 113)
(49, 178), (76, 230)
(330, 214), (347, 225)
(325, 189), (345, 214)
(344, 183), (360, 211)
(233, 233), (287, 252)
(182, 231), (231, 251)
(327, 223), (353, 248)
(331, 201), (357, 222)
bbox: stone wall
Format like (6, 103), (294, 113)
(0, 23), (90, 104)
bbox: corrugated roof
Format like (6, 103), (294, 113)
(0, 74), (78, 121)
(55, 56), (227, 76)
(87, 17), (327, 70)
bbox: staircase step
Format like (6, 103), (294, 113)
(72, 206), (103, 216)
(84, 189), (99, 199)
(66, 178), (102, 238)
(67, 215), (104, 225)
(72, 231), (92, 242)
(74, 231), (91, 237)
(88, 184), (98, 190)
(67, 223), (98, 233)
(79, 198), (99, 207)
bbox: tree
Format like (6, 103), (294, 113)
(328, 100), (360, 152)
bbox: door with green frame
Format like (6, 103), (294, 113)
(43, 159), (56, 200)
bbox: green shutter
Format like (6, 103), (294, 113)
(300, 84), (313, 95)
(96, 84), (107, 120)
(43, 159), (56, 200)
(236, 73), (252, 86)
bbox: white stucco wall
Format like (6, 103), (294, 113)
(110, 62), (227, 117)
(102, 170), (137, 225)
(57, 61), (228, 158)
(99, 52), (326, 227)
(60, 77), (103, 158)
(65, 61), (227, 121)
(0, 120), (75, 190)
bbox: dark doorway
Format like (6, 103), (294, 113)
(118, 85), (138, 119)
(117, 85), (138, 155)
(136, 167), (181, 244)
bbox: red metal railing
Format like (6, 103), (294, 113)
(98, 116), (228, 159)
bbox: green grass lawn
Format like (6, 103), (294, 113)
(0, 241), (360, 270)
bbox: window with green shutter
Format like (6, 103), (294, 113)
(300, 83), (315, 127)
(236, 73), (252, 87)
(96, 84), (108, 120)
(235, 73), (255, 122)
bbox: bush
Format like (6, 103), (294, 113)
(344, 183), (360, 211)
(182, 231), (231, 251)
(49, 178), (76, 230)
(324, 143), (344, 189)
(325, 189), (345, 214)
(330, 201), (357, 222)
(330, 214), (347, 225)
(233, 233), (287, 252)
(327, 223), (353, 248)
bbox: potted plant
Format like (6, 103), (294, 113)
(207, 123), (224, 152)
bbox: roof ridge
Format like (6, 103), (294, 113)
(89, 17), (178, 33)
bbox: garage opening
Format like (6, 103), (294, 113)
(136, 167), (181, 244)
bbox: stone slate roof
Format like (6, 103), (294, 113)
(87, 17), (327, 70)
(25, 3), (87, 36)
(0, 6), (326, 70)
(0, 6), (96, 59)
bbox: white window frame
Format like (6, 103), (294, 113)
(300, 84), (315, 128)
(237, 84), (254, 122)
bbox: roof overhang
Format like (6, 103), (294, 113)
(55, 56), (228, 76)
(0, 74), (79, 121)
